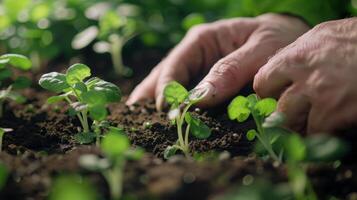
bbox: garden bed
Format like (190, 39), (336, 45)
(0, 88), (357, 200)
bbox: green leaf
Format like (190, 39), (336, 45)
(74, 132), (96, 144)
(246, 129), (257, 141)
(39, 72), (70, 93)
(164, 145), (178, 159)
(101, 132), (130, 158)
(284, 133), (306, 162)
(66, 63), (91, 85)
(0, 162), (8, 190)
(99, 11), (123, 38)
(106, 126), (125, 135)
(49, 175), (98, 200)
(73, 82), (88, 93)
(304, 135), (348, 162)
(182, 13), (205, 30)
(81, 90), (107, 105)
(227, 96), (251, 122)
(164, 81), (188, 106)
(0, 54), (32, 70)
(185, 112), (211, 139)
(125, 148), (145, 161)
(47, 95), (66, 104)
(247, 94), (258, 108)
(255, 98), (277, 117)
(89, 104), (107, 121)
(0, 68), (12, 81)
(12, 76), (31, 89)
(88, 80), (121, 103)
(0, 58), (10, 69)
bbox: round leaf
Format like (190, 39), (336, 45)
(66, 63), (91, 85)
(164, 81), (188, 106)
(285, 133), (306, 162)
(255, 98), (277, 117)
(185, 113), (211, 139)
(88, 80), (121, 103)
(39, 72), (70, 93)
(246, 129), (257, 141)
(81, 90), (107, 105)
(89, 104), (108, 121)
(0, 54), (32, 70)
(101, 132), (130, 158)
(227, 96), (251, 122)
(164, 145), (178, 159)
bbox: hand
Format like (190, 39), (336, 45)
(254, 18), (357, 134)
(127, 13), (309, 110)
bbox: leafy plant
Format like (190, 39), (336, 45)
(163, 81), (211, 159)
(72, 3), (140, 77)
(49, 174), (99, 200)
(227, 94), (282, 163)
(0, 54), (32, 118)
(38, 63), (122, 145)
(79, 128), (144, 200)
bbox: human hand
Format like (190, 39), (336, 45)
(127, 13), (310, 110)
(254, 18), (357, 134)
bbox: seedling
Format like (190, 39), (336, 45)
(228, 94), (282, 163)
(0, 54), (32, 118)
(72, 6), (139, 77)
(163, 81), (211, 159)
(39, 63), (122, 145)
(79, 128), (144, 200)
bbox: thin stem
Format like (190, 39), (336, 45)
(184, 123), (191, 149)
(104, 160), (124, 200)
(176, 115), (185, 149)
(176, 103), (193, 157)
(93, 120), (100, 147)
(109, 35), (125, 75)
(81, 110), (90, 133)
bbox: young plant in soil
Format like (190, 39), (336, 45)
(79, 128), (144, 200)
(38, 63), (122, 145)
(0, 54), (32, 118)
(163, 81), (211, 159)
(227, 94), (282, 163)
(72, 8), (138, 77)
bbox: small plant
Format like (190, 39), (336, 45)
(0, 54), (32, 118)
(163, 81), (211, 159)
(72, 5), (139, 77)
(79, 128), (144, 200)
(38, 63), (122, 145)
(227, 94), (282, 163)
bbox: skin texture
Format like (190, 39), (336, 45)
(126, 13), (310, 110)
(254, 17), (357, 134)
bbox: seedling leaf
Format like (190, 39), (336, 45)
(39, 72), (70, 92)
(227, 96), (250, 122)
(164, 81), (188, 106)
(164, 145), (178, 159)
(89, 104), (107, 121)
(101, 132), (130, 158)
(0, 54), (32, 70)
(7, 91), (26, 103)
(246, 129), (257, 141)
(88, 80), (121, 103)
(74, 132), (96, 144)
(184, 112), (211, 139)
(284, 133), (306, 162)
(0, 68), (12, 81)
(47, 95), (66, 104)
(66, 63), (91, 85)
(255, 98), (277, 117)
(12, 76), (31, 89)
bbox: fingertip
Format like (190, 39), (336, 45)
(156, 93), (164, 112)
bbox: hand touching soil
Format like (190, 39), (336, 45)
(254, 17), (357, 134)
(127, 13), (310, 110)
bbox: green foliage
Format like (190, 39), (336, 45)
(79, 130), (143, 200)
(39, 63), (122, 145)
(163, 81), (211, 158)
(0, 161), (8, 190)
(49, 174), (98, 200)
(0, 53), (32, 118)
(182, 13), (206, 30)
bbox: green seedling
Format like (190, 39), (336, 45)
(163, 81), (211, 159)
(228, 94), (282, 163)
(49, 174), (99, 200)
(0, 128), (13, 152)
(72, 5), (139, 77)
(79, 128), (144, 200)
(0, 54), (32, 118)
(38, 63), (122, 145)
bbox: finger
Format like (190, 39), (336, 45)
(126, 65), (162, 105)
(191, 35), (281, 108)
(276, 84), (311, 134)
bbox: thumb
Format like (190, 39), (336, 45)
(193, 38), (278, 108)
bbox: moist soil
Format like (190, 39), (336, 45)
(0, 90), (356, 200)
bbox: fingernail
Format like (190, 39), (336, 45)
(190, 82), (216, 102)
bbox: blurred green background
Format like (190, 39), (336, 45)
(0, 0), (356, 74)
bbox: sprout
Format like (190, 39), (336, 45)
(39, 63), (122, 145)
(163, 81), (211, 158)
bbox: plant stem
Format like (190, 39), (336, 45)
(93, 120), (100, 147)
(104, 160), (124, 200)
(109, 35), (125, 76)
(176, 103), (193, 157)
(81, 110), (90, 133)
(30, 51), (41, 72)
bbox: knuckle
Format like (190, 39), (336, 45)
(187, 24), (212, 38)
(210, 58), (240, 81)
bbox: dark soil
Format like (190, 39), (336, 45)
(0, 88), (356, 200)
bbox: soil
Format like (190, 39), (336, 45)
(0, 52), (357, 200)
